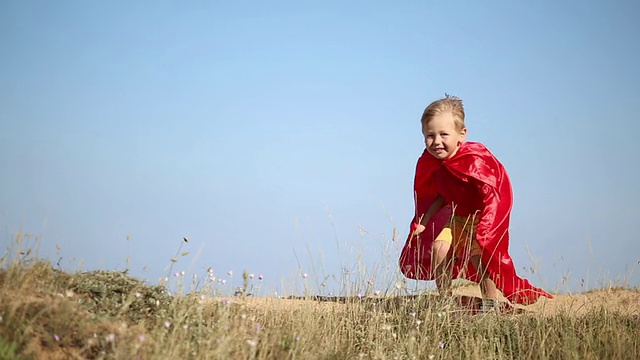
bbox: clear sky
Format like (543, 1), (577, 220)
(1, 1), (639, 296)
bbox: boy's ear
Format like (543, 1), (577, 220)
(460, 127), (467, 140)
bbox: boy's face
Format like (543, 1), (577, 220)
(422, 111), (467, 160)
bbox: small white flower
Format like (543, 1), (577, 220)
(302, 273), (308, 279)
(249, 273), (255, 279)
(164, 321), (171, 328)
(105, 333), (116, 342)
(227, 270), (233, 276)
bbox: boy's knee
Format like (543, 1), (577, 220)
(431, 240), (451, 265)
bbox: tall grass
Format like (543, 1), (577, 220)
(1, 236), (639, 359)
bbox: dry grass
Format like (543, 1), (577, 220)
(1, 255), (639, 360)
(2, 233), (639, 359)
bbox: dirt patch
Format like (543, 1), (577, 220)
(452, 284), (640, 316)
(227, 285), (640, 317)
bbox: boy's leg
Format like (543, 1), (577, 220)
(431, 228), (454, 296)
(470, 255), (499, 301)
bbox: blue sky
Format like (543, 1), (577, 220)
(1, 1), (639, 296)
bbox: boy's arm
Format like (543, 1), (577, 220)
(413, 195), (445, 235)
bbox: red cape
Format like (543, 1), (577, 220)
(400, 142), (552, 305)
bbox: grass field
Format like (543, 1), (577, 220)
(1, 250), (639, 360)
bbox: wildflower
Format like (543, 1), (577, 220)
(221, 279), (227, 284)
(164, 321), (171, 328)
(258, 274), (264, 280)
(180, 271), (185, 276)
(137, 334), (145, 342)
(321, 281), (327, 287)
(183, 237), (189, 243)
(428, 356), (435, 360)
(247, 339), (257, 347)
(221, 298), (232, 305)
(374, 290), (381, 296)
(254, 323), (262, 332)
(409, 312), (416, 317)
(367, 279), (374, 286)
(105, 333), (116, 342)
(439, 341), (446, 349)
(171, 257), (177, 263)
(174, 272), (180, 277)
(227, 270), (233, 276)
(54, 334), (60, 342)
(135, 292), (141, 298)
(302, 273), (308, 279)
(249, 273), (255, 279)
(357, 293), (363, 299)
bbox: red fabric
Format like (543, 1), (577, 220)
(399, 142), (552, 305)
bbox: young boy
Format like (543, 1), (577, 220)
(399, 95), (552, 309)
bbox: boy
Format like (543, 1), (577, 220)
(399, 95), (552, 309)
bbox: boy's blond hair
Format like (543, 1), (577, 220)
(420, 94), (466, 131)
